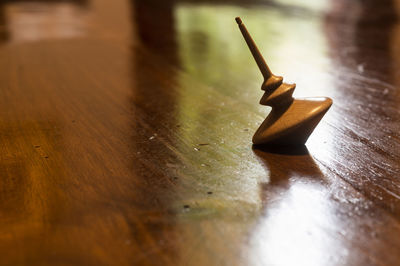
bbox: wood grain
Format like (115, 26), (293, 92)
(0, 0), (400, 265)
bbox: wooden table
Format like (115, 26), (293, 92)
(1, 0), (400, 265)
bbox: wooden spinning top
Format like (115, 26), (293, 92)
(236, 17), (332, 146)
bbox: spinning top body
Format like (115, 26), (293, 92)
(235, 17), (332, 146)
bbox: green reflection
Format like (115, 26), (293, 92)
(176, 4), (331, 98)
(171, 3), (333, 218)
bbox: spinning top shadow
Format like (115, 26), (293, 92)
(236, 17), (332, 146)
(252, 145), (325, 191)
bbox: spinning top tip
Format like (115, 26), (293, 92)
(235, 17), (242, 25)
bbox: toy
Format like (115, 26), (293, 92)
(236, 17), (332, 146)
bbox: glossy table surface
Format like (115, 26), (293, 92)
(1, 0), (400, 265)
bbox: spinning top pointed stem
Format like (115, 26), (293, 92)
(236, 17), (283, 91)
(235, 17), (272, 80)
